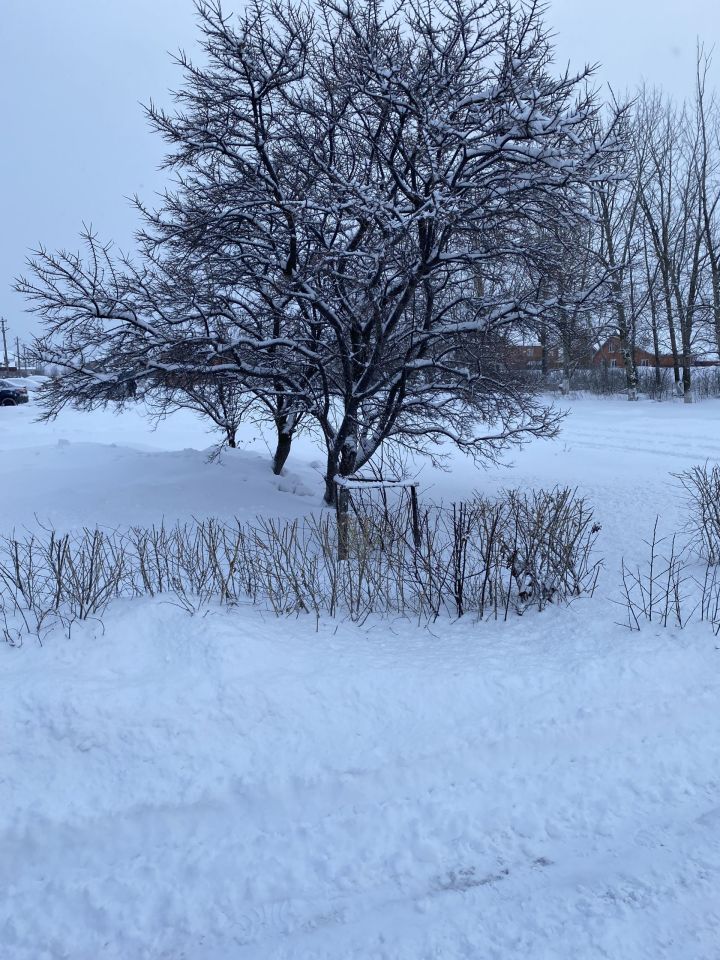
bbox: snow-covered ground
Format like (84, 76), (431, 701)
(2, 393), (720, 958)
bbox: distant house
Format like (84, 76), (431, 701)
(592, 337), (720, 370)
(503, 336), (720, 376)
(503, 337), (592, 372)
(504, 344), (561, 371)
(591, 337), (676, 370)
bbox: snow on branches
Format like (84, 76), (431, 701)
(19, 0), (622, 496)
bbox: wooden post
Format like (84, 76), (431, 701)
(334, 475), (421, 561)
(335, 479), (350, 561)
(410, 484), (421, 550)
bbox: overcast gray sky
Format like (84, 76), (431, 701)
(2, 0), (719, 345)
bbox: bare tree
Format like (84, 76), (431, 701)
(636, 89), (708, 402)
(148, 376), (253, 450)
(589, 107), (651, 401)
(533, 219), (608, 395)
(640, 225), (665, 393)
(20, 231), (308, 473)
(21, 0), (621, 509)
(146, 0), (619, 504)
(694, 50), (720, 361)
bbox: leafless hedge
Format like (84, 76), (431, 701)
(675, 463), (720, 564)
(618, 517), (720, 635)
(0, 487), (602, 643)
(615, 463), (720, 636)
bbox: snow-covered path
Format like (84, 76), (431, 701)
(2, 395), (720, 957)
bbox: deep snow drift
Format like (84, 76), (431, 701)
(2, 395), (720, 959)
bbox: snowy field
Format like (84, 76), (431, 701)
(2, 392), (720, 959)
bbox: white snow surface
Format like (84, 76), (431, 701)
(2, 395), (720, 958)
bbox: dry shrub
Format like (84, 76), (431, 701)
(618, 516), (720, 635)
(675, 463), (720, 564)
(0, 487), (602, 642)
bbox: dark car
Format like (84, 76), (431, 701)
(0, 379), (29, 406)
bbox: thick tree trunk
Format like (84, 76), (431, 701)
(649, 290), (663, 398)
(272, 428), (293, 475)
(560, 329), (572, 395)
(334, 438), (358, 561)
(323, 425), (360, 504)
(618, 329), (638, 401)
(712, 273), (720, 361)
(682, 357), (693, 404)
(613, 286), (638, 401)
(324, 448), (338, 505)
(661, 282), (682, 396)
(539, 324), (549, 378)
(677, 301), (694, 404)
(705, 236), (720, 360)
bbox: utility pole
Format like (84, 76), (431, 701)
(0, 318), (8, 368)
(16, 337), (21, 372)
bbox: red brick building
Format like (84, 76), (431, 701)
(591, 337), (675, 369)
(505, 344), (561, 370)
(504, 337), (719, 373)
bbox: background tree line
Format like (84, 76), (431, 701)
(527, 51), (720, 404)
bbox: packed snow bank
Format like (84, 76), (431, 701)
(3, 393), (720, 569)
(0, 402), (320, 532)
(2, 602), (720, 959)
(3, 396), (720, 957)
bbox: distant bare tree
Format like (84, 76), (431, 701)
(694, 51), (720, 360)
(636, 89), (707, 402)
(149, 376), (254, 450)
(533, 219), (608, 395)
